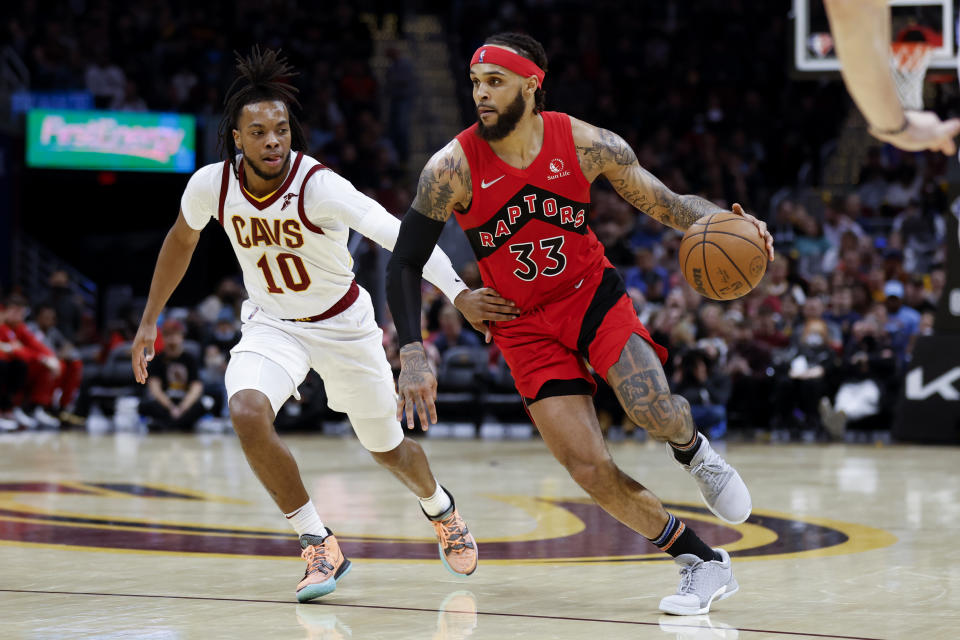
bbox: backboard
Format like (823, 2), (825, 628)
(794, 0), (955, 71)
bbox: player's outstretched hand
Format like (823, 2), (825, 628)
(397, 343), (438, 430)
(454, 288), (519, 343)
(731, 203), (774, 261)
(131, 323), (157, 384)
(871, 111), (960, 155)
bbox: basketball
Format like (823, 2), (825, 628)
(678, 212), (767, 301)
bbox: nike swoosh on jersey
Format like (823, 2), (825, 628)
(481, 175), (505, 189)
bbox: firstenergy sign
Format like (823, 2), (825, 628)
(27, 109), (195, 173)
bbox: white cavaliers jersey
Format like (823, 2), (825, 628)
(181, 152), (377, 320)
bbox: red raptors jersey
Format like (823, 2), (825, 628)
(454, 111), (609, 311)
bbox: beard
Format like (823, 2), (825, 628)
(477, 90), (527, 141)
(246, 150), (291, 181)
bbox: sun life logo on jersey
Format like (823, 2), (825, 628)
(547, 158), (570, 181)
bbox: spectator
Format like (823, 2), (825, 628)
(695, 303), (730, 367)
(39, 270), (83, 343)
(200, 344), (228, 420)
(819, 315), (898, 439)
(799, 296), (842, 351)
(892, 202), (942, 274)
(726, 317), (775, 431)
(384, 47), (416, 163)
(1, 297), (62, 428)
(206, 308), (240, 354)
(884, 162), (921, 210)
(84, 49), (126, 108)
(27, 303), (84, 419)
(592, 190), (636, 268)
(0, 305), (30, 431)
(929, 267), (947, 305)
(760, 254), (802, 311)
(139, 320), (206, 430)
(674, 349), (732, 439)
(824, 286), (861, 344)
(432, 304), (481, 355)
(792, 207), (831, 277)
(822, 194), (866, 248)
(623, 248), (669, 302)
(882, 280), (921, 361)
(904, 275), (937, 314)
(753, 303), (789, 350)
(771, 318), (838, 434)
(196, 277), (246, 326)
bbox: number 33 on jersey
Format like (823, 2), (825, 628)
(455, 112), (607, 311)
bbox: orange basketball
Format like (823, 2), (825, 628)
(678, 212), (767, 301)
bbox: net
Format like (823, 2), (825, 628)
(890, 41), (934, 110)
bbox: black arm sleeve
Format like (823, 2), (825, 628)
(386, 208), (448, 347)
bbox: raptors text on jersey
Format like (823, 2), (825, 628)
(454, 111), (610, 310)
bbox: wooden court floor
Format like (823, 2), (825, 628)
(0, 430), (957, 639)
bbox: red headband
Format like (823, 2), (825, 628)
(470, 46), (545, 88)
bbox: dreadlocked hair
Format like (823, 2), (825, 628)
(217, 46), (308, 169)
(483, 32), (548, 113)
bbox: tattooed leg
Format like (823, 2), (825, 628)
(527, 393), (670, 539)
(606, 335), (696, 444)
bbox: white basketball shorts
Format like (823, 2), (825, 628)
(224, 287), (402, 452)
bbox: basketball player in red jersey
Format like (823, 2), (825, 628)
(387, 33), (775, 615)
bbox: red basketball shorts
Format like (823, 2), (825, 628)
(490, 267), (668, 401)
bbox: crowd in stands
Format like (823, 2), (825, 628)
(2, 1), (952, 438)
(6, 0), (411, 191)
(0, 272), (86, 430)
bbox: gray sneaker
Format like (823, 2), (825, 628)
(818, 397), (847, 441)
(670, 436), (751, 524)
(659, 548), (739, 615)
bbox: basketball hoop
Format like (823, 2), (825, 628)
(891, 42), (933, 110)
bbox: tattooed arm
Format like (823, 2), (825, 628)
(571, 117), (774, 258)
(412, 139), (473, 220)
(571, 117), (723, 231)
(388, 141), (470, 429)
(388, 141), (517, 429)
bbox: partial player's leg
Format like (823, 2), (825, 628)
(227, 387), (308, 513)
(527, 393), (737, 614)
(605, 335), (751, 525)
(527, 392), (668, 536)
(358, 425), (477, 577)
(225, 350), (350, 602)
(312, 287), (476, 576)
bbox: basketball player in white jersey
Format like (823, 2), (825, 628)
(825, 0), (960, 153)
(131, 48), (517, 602)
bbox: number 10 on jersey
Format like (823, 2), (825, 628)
(256, 253), (312, 293)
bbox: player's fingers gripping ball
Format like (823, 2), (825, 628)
(679, 211), (768, 301)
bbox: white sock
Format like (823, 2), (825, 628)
(418, 480), (452, 517)
(283, 500), (326, 537)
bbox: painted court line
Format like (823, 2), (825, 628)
(0, 588), (886, 640)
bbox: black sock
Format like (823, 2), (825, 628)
(648, 513), (720, 562)
(670, 431), (703, 465)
